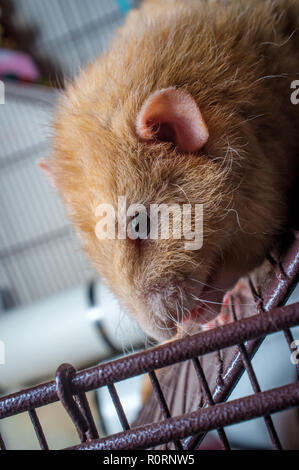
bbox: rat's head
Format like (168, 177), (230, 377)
(40, 9), (285, 340)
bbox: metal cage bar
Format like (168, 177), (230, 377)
(0, 432), (7, 451)
(28, 409), (49, 450)
(148, 370), (183, 450)
(66, 383), (299, 450)
(191, 357), (230, 450)
(230, 301), (283, 450)
(107, 384), (130, 432)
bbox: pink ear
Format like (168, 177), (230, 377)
(37, 158), (57, 189)
(136, 88), (209, 153)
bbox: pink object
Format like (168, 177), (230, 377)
(0, 49), (40, 81)
(136, 87), (209, 153)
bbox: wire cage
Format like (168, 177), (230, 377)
(0, 231), (298, 450)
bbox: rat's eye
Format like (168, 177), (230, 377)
(128, 212), (150, 240)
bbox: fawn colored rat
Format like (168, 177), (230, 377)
(39, 0), (299, 342)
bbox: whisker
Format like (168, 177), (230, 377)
(190, 294), (224, 305)
(190, 277), (227, 292)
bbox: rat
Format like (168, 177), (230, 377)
(39, 0), (299, 342)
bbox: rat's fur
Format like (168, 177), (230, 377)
(50, 0), (298, 341)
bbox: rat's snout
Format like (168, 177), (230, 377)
(139, 277), (216, 340)
(138, 263), (240, 340)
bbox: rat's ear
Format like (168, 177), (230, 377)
(37, 158), (57, 189)
(136, 87), (209, 153)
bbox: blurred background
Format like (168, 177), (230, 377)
(0, 0), (298, 451)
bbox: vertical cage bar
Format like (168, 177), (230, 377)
(28, 409), (49, 450)
(230, 301), (283, 450)
(0, 432), (6, 450)
(148, 371), (171, 419)
(148, 370), (183, 450)
(73, 393), (99, 441)
(191, 358), (231, 450)
(107, 383), (130, 431)
(236, 342), (283, 450)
